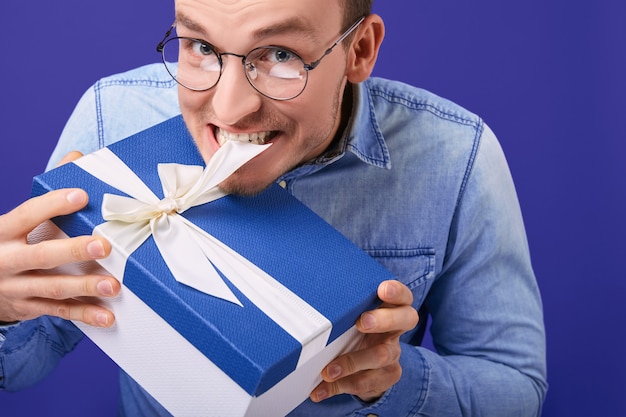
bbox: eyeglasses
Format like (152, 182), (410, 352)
(156, 17), (365, 101)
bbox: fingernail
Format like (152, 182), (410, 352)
(96, 312), (110, 327)
(97, 280), (114, 296)
(87, 240), (105, 258)
(327, 364), (342, 379)
(314, 387), (328, 402)
(66, 190), (85, 205)
(361, 312), (376, 330)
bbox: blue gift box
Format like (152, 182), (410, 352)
(31, 116), (395, 416)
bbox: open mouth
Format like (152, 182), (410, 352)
(215, 126), (279, 146)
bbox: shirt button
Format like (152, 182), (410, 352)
(278, 180), (287, 189)
(366, 414), (378, 417)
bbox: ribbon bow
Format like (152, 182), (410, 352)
(76, 140), (265, 305)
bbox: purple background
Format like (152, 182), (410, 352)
(2, 1), (625, 416)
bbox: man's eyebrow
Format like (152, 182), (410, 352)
(175, 13), (319, 44)
(251, 17), (320, 43)
(175, 13), (209, 37)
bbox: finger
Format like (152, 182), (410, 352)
(57, 151), (84, 167)
(378, 280), (414, 306)
(312, 363), (402, 403)
(0, 189), (88, 239)
(357, 305), (419, 334)
(320, 342), (401, 383)
(0, 272), (120, 301)
(0, 235), (111, 274)
(12, 297), (116, 328)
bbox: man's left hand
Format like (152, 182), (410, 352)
(310, 280), (419, 403)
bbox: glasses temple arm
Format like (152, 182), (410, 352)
(306, 16), (365, 71)
(156, 23), (176, 52)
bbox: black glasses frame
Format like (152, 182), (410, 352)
(156, 16), (365, 101)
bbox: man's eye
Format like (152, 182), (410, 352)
(192, 41), (214, 56)
(269, 48), (296, 64)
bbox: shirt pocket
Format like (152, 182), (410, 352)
(365, 248), (436, 309)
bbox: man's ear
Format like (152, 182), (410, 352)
(346, 14), (385, 83)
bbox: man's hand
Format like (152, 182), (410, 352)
(311, 280), (418, 403)
(0, 152), (120, 327)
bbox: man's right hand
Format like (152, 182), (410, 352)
(0, 188), (120, 327)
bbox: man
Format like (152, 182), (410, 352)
(0, 0), (547, 415)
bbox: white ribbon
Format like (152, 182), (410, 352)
(74, 141), (332, 362)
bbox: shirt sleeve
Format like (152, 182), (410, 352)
(355, 125), (547, 416)
(0, 317), (83, 391)
(46, 63), (181, 170)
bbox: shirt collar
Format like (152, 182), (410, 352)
(281, 81), (391, 181)
(344, 80), (391, 169)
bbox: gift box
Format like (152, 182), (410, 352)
(30, 116), (395, 417)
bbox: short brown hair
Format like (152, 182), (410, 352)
(340, 0), (373, 29)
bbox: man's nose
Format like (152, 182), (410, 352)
(211, 56), (263, 125)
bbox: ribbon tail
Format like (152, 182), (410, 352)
(183, 218), (332, 358)
(185, 141), (271, 207)
(93, 220), (152, 281)
(152, 215), (242, 306)
(74, 148), (160, 203)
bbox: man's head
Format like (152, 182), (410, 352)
(171, 0), (383, 195)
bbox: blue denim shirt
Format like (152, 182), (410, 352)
(0, 63), (547, 416)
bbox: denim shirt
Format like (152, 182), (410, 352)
(0, 63), (547, 416)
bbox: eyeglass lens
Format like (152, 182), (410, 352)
(160, 38), (309, 100)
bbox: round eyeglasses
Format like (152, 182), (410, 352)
(156, 17), (364, 101)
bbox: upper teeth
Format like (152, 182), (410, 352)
(217, 129), (269, 145)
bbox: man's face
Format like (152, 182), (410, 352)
(174, 0), (350, 195)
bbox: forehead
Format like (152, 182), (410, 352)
(174, 0), (342, 45)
